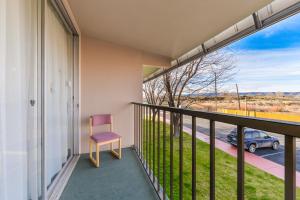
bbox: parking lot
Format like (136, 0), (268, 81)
(181, 116), (300, 171)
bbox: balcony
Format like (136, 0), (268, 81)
(57, 103), (300, 200)
(60, 149), (159, 200)
(2, 0), (300, 200)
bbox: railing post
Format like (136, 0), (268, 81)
(170, 112), (174, 200)
(237, 125), (244, 200)
(138, 105), (140, 156)
(157, 109), (161, 191)
(285, 135), (296, 200)
(136, 105), (139, 154)
(149, 107), (152, 170)
(210, 120), (215, 200)
(153, 108), (156, 181)
(163, 110), (166, 200)
(140, 105), (143, 160)
(134, 105), (136, 150)
(139, 106), (143, 158)
(140, 105), (142, 156)
(179, 114), (183, 200)
(146, 106), (148, 170)
(192, 116), (196, 200)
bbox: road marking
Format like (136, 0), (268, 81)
(261, 151), (284, 158)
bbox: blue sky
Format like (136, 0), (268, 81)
(224, 13), (300, 92)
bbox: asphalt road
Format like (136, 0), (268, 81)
(181, 116), (300, 172)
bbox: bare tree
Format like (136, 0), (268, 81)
(143, 77), (166, 118)
(163, 51), (236, 136)
(143, 77), (165, 105)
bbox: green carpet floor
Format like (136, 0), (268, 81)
(60, 148), (159, 200)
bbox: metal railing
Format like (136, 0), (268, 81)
(132, 102), (300, 200)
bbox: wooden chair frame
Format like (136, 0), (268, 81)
(89, 116), (122, 167)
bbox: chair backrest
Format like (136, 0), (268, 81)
(91, 114), (111, 126)
(89, 114), (112, 136)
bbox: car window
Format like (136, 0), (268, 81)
(252, 131), (260, 138)
(259, 132), (268, 138)
(245, 132), (252, 139)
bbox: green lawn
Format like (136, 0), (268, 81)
(142, 120), (300, 200)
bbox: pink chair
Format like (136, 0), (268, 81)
(89, 114), (122, 167)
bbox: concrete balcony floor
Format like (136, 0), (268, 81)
(60, 148), (159, 200)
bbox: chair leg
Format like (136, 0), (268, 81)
(89, 140), (92, 159)
(111, 139), (122, 159)
(96, 144), (100, 167)
(89, 140), (100, 167)
(118, 138), (122, 159)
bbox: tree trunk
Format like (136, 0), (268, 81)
(172, 113), (181, 137)
(151, 108), (157, 122)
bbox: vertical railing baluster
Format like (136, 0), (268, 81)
(144, 106), (146, 162)
(138, 105), (141, 156)
(157, 109), (161, 191)
(170, 112), (174, 200)
(153, 108), (156, 180)
(179, 113), (183, 200)
(285, 135), (296, 200)
(149, 107), (152, 170)
(144, 106), (146, 161)
(139, 106), (142, 158)
(192, 116), (196, 200)
(137, 105), (139, 152)
(163, 110), (166, 200)
(136, 105), (140, 156)
(237, 125), (244, 200)
(210, 120), (215, 200)
(134, 105), (136, 150)
(146, 106), (149, 170)
(141, 106), (144, 160)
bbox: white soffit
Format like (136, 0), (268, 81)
(67, 0), (272, 60)
(173, 0), (300, 67)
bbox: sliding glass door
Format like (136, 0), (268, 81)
(44, 1), (75, 189)
(0, 0), (41, 199)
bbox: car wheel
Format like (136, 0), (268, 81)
(248, 144), (256, 153)
(272, 141), (279, 150)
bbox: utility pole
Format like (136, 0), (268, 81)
(236, 84), (241, 110)
(245, 96), (248, 115)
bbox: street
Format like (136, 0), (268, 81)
(180, 116), (300, 171)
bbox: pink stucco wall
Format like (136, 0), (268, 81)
(80, 36), (170, 153)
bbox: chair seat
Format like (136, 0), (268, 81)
(91, 132), (121, 143)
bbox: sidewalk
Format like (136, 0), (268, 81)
(181, 125), (300, 187)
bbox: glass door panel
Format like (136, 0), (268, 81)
(44, 1), (74, 189)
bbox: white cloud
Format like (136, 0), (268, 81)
(225, 48), (300, 92)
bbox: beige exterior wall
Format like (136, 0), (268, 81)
(80, 36), (170, 153)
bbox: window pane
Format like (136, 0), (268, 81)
(45, 1), (74, 189)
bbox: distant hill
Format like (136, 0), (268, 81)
(188, 92), (300, 97)
(238, 92), (300, 96)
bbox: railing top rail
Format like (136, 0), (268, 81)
(132, 102), (300, 137)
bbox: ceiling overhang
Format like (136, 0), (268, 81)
(67, 0), (272, 59)
(66, 0), (300, 81)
